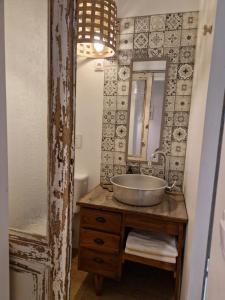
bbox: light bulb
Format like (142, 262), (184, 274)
(94, 42), (104, 53)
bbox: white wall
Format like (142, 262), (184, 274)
(75, 58), (104, 190)
(117, 0), (200, 18)
(207, 127), (225, 299)
(5, 0), (48, 230)
(0, 1), (9, 299)
(182, 0), (225, 298)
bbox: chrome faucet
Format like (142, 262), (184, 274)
(150, 148), (169, 183)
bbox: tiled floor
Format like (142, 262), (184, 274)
(70, 256), (174, 300)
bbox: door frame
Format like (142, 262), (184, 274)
(8, 0), (76, 299)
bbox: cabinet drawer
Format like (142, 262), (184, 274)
(80, 229), (120, 254)
(80, 208), (122, 234)
(125, 214), (179, 235)
(78, 248), (120, 279)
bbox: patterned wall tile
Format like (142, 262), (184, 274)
(103, 96), (117, 110)
(120, 18), (135, 34)
(149, 32), (165, 48)
(118, 50), (133, 65)
(134, 33), (149, 49)
(116, 125), (127, 138)
(103, 110), (116, 124)
(114, 152), (126, 165)
(102, 151), (114, 164)
(174, 112), (189, 127)
(119, 34), (134, 50)
(102, 137), (114, 151)
(101, 11), (199, 187)
(148, 47), (164, 59)
(117, 96), (129, 110)
(118, 66), (131, 81)
(179, 46), (196, 63)
(135, 16), (150, 33)
(182, 12), (198, 30)
(172, 127), (187, 142)
(104, 81), (117, 96)
(178, 64), (194, 80)
(116, 111), (128, 125)
(168, 170), (184, 186)
(104, 67), (117, 81)
(165, 96), (175, 112)
(134, 49), (148, 60)
(181, 29), (197, 46)
(175, 96), (191, 111)
(164, 47), (180, 63)
(115, 138), (126, 152)
(166, 79), (177, 96)
(150, 15), (166, 32)
(114, 165), (126, 176)
(171, 141), (186, 157)
(166, 13), (183, 30)
(102, 123), (115, 138)
(170, 156), (185, 171)
(164, 30), (181, 47)
(167, 64), (178, 79)
(176, 80), (193, 96)
(164, 112), (174, 126)
(118, 81), (130, 95)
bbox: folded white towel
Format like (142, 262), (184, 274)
(125, 230), (178, 258)
(125, 248), (176, 264)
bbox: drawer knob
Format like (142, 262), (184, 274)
(94, 238), (105, 245)
(96, 216), (106, 223)
(93, 257), (103, 264)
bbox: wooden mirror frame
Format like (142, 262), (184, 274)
(9, 1), (76, 299)
(126, 58), (169, 164)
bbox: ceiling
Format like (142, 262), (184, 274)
(116, 0), (200, 18)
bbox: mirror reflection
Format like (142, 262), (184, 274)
(128, 60), (167, 162)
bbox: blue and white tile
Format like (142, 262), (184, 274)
(167, 64), (178, 79)
(116, 111), (128, 125)
(104, 81), (117, 96)
(101, 151), (114, 164)
(114, 165), (127, 176)
(164, 47), (180, 63)
(116, 125), (127, 138)
(102, 137), (115, 151)
(102, 123), (115, 138)
(179, 46), (196, 63)
(170, 156), (185, 171)
(118, 66), (131, 81)
(104, 67), (117, 81)
(178, 64), (194, 80)
(149, 32), (165, 48)
(103, 110), (116, 124)
(134, 33), (149, 49)
(174, 112), (189, 127)
(172, 127), (187, 142)
(164, 96), (175, 112)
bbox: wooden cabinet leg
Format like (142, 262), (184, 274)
(94, 274), (104, 296)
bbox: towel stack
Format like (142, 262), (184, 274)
(125, 230), (178, 264)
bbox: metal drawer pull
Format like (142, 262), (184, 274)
(93, 257), (103, 264)
(94, 238), (105, 245)
(96, 216), (106, 223)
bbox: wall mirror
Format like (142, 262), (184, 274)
(128, 60), (167, 162)
(5, 0), (48, 237)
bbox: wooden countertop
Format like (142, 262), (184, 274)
(78, 185), (188, 224)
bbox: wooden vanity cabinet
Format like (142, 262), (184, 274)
(78, 186), (188, 299)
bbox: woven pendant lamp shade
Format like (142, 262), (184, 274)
(77, 0), (117, 58)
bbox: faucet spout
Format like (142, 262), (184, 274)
(150, 149), (169, 182)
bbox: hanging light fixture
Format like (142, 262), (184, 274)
(77, 0), (117, 58)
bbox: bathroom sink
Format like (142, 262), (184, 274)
(110, 174), (168, 207)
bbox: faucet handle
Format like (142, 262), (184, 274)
(166, 181), (177, 192)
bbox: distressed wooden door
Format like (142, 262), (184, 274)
(9, 0), (76, 299)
